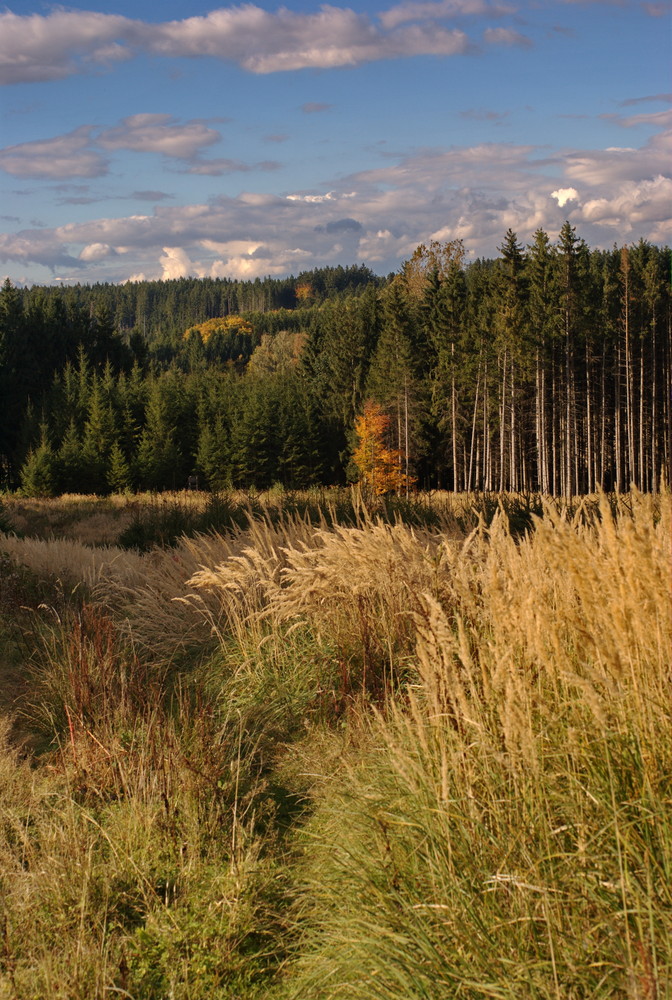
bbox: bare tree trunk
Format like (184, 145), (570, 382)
(622, 249), (635, 488)
(615, 340), (622, 492)
(551, 350), (558, 495)
(536, 344), (548, 493)
(586, 340), (593, 493)
(404, 378), (410, 499)
(501, 352), (506, 492)
(565, 316), (573, 499)
(666, 313), (672, 489)
(639, 336), (645, 490)
(484, 360), (491, 490)
(468, 358), (481, 492)
(651, 320), (657, 491)
(451, 342), (458, 491)
(510, 361), (516, 492)
(599, 350), (606, 490)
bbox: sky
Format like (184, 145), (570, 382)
(0, 0), (670, 286)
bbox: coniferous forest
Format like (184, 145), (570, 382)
(1, 224), (670, 497)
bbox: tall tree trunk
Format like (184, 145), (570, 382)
(404, 378), (410, 498)
(651, 320), (657, 491)
(499, 350), (507, 492)
(638, 335), (645, 489)
(585, 340), (593, 493)
(451, 342), (458, 491)
(599, 351), (606, 490)
(468, 359), (481, 492)
(615, 340), (622, 492)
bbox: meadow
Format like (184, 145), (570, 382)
(0, 488), (670, 999)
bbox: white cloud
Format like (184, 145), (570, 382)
(612, 108), (672, 129)
(380, 0), (516, 29)
(201, 239), (264, 256)
(160, 246), (194, 279)
(287, 191), (337, 203)
(580, 175), (672, 228)
(211, 255), (288, 279)
(0, 9), (132, 84)
(0, 127), (107, 179)
(563, 128), (671, 184)
(0, 4), (478, 84)
(0, 123), (669, 281)
(144, 6), (470, 71)
(551, 187), (579, 207)
(98, 114), (221, 159)
(79, 242), (115, 261)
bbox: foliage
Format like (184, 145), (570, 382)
(184, 314), (253, 343)
(352, 401), (416, 495)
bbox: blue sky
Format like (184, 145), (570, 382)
(1, 0), (669, 285)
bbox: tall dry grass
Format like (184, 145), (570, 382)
(0, 490), (669, 998)
(282, 492), (671, 998)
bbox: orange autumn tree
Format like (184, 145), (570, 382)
(352, 401), (416, 495)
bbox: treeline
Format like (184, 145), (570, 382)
(1, 225), (670, 495)
(12, 263), (382, 342)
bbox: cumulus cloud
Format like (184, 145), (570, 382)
(0, 127), (107, 179)
(551, 187), (579, 207)
(79, 242), (115, 261)
(160, 246), (194, 279)
(580, 175), (672, 227)
(0, 118), (669, 282)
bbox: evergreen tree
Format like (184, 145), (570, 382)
(55, 420), (87, 494)
(107, 442), (132, 494)
(135, 378), (184, 490)
(20, 428), (57, 497)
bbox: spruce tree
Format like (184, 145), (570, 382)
(20, 428), (57, 497)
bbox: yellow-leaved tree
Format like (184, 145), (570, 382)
(184, 315), (253, 343)
(352, 401), (416, 495)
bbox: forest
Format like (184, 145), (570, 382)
(1, 223), (670, 497)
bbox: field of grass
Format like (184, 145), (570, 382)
(0, 488), (670, 999)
